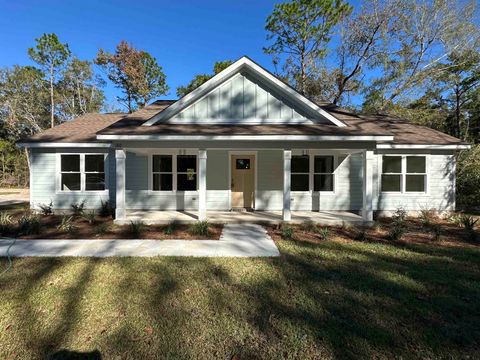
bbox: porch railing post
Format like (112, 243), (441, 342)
(115, 148), (126, 220)
(362, 149), (374, 222)
(283, 149), (292, 221)
(198, 149), (207, 221)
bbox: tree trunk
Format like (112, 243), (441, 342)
(50, 65), (55, 128)
(455, 85), (461, 139)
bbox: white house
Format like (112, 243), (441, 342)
(18, 57), (470, 224)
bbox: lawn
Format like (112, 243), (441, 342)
(1, 229), (480, 359)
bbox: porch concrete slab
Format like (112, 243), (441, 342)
(0, 224), (279, 258)
(120, 210), (363, 225)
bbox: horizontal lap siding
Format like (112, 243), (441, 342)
(373, 153), (455, 211)
(30, 148), (113, 210)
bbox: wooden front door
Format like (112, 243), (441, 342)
(231, 155), (255, 210)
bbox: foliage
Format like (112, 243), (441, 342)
(95, 41), (168, 112)
(430, 223), (443, 242)
(57, 215), (76, 234)
(264, 0), (352, 94)
(128, 220), (146, 238)
(457, 145), (480, 209)
(71, 200), (86, 216)
(17, 212), (41, 235)
(0, 140), (29, 187)
(354, 227), (367, 241)
(300, 220), (317, 233)
(176, 60), (233, 97)
(281, 224), (294, 240)
(190, 220), (210, 237)
(388, 207), (407, 241)
(99, 200), (114, 218)
(317, 227), (330, 241)
(163, 221), (177, 235)
(0, 211), (13, 234)
(459, 214), (478, 231)
(419, 208), (436, 228)
(94, 222), (109, 236)
(82, 210), (96, 225)
(38, 201), (54, 216)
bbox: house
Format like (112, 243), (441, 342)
(18, 56), (470, 224)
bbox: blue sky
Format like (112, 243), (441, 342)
(0, 0), (361, 110)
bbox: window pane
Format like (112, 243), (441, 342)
(406, 175), (425, 192)
(291, 156), (309, 173)
(153, 174), (173, 191)
(407, 156), (425, 173)
(291, 174), (309, 191)
(86, 173), (105, 191)
(177, 155), (197, 172)
(61, 155), (80, 172)
(314, 174), (333, 191)
(382, 156), (401, 173)
(381, 174), (401, 192)
(177, 174), (197, 191)
(236, 159), (251, 169)
(314, 156), (334, 173)
(85, 155), (104, 172)
(153, 155), (172, 172)
(61, 173), (80, 191)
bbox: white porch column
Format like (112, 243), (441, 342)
(115, 148), (126, 220)
(362, 149), (374, 222)
(198, 149), (207, 221)
(283, 149), (292, 221)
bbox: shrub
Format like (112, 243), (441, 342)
(419, 208), (436, 227)
(38, 201), (54, 216)
(430, 223), (442, 242)
(388, 207), (407, 241)
(57, 216), (76, 234)
(318, 227), (330, 241)
(301, 220), (316, 233)
(128, 220), (145, 238)
(18, 212), (41, 235)
(0, 211), (13, 234)
(459, 214), (478, 231)
(94, 223), (109, 236)
(82, 210), (96, 225)
(354, 227), (367, 241)
(190, 220), (210, 237)
(281, 224), (294, 240)
(163, 221), (177, 235)
(71, 200), (86, 216)
(372, 221), (382, 232)
(99, 200), (114, 218)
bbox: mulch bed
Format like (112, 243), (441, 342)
(5, 214), (222, 240)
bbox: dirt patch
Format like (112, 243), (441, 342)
(4, 214), (222, 240)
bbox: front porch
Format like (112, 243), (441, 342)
(116, 210), (364, 225)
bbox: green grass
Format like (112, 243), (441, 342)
(1, 239), (480, 359)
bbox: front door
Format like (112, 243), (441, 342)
(231, 155), (255, 210)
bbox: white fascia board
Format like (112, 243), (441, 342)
(142, 56), (346, 127)
(376, 144), (471, 150)
(96, 134), (394, 141)
(17, 142), (112, 148)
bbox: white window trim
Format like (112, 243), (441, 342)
(290, 151), (337, 194)
(380, 155), (429, 195)
(56, 153), (108, 194)
(148, 152), (199, 193)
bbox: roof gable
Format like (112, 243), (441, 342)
(143, 56), (346, 127)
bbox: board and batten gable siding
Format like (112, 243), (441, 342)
(168, 71), (319, 124)
(372, 152), (455, 211)
(30, 148), (114, 210)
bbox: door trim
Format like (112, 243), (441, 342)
(228, 151), (257, 210)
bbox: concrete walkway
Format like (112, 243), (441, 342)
(0, 224), (280, 258)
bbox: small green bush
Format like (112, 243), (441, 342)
(99, 200), (114, 218)
(354, 228), (367, 241)
(18, 212), (41, 235)
(38, 201), (54, 215)
(460, 214), (478, 231)
(281, 224), (294, 240)
(0, 211), (13, 234)
(190, 220), (210, 237)
(129, 220), (146, 238)
(163, 221), (177, 235)
(419, 208), (436, 227)
(71, 200), (86, 216)
(430, 223), (442, 242)
(57, 216), (76, 234)
(388, 207), (407, 241)
(82, 210), (96, 225)
(94, 223), (109, 236)
(318, 227), (330, 241)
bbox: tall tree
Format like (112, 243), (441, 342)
(95, 41), (168, 112)
(28, 33), (71, 128)
(264, 0), (351, 94)
(176, 60), (232, 97)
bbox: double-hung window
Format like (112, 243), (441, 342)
(151, 154), (197, 191)
(152, 155), (173, 191)
(60, 154), (105, 192)
(314, 155), (334, 192)
(381, 155), (427, 193)
(291, 155), (310, 191)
